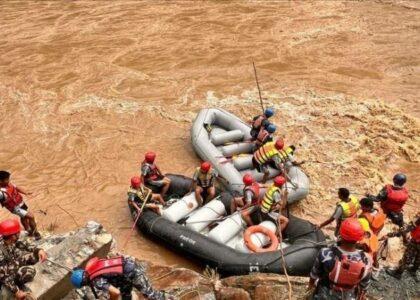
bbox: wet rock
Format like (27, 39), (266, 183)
(216, 287), (250, 300)
(368, 269), (420, 300)
(221, 273), (307, 298)
(26, 221), (113, 300)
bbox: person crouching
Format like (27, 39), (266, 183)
(71, 255), (171, 300)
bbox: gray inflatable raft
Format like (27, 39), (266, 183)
(191, 108), (309, 203)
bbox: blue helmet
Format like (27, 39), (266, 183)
(266, 124), (276, 133)
(393, 173), (406, 186)
(71, 269), (85, 288)
(264, 108), (274, 118)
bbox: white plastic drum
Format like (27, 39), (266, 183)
(233, 155), (253, 171)
(240, 166), (281, 182)
(211, 130), (244, 146)
(185, 199), (226, 232)
(208, 212), (245, 244)
(161, 193), (199, 223)
(221, 142), (254, 157)
(235, 221), (277, 253)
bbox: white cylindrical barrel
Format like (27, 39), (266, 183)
(208, 212), (245, 244)
(209, 127), (226, 141)
(240, 166), (280, 182)
(225, 233), (243, 249)
(211, 130), (244, 146)
(161, 193), (199, 223)
(185, 199), (226, 232)
(221, 142), (254, 157)
(233, 156), (253, 171)
(235, 221), (277, 253)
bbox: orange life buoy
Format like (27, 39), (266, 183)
(244, 225), (279, 253)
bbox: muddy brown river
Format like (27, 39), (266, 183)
(0, 1), (418, 270)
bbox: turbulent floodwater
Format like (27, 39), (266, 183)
(0, 1), (419, 269)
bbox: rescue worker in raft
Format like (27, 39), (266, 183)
(128, 176), (165, 214)
(242, 176), (289, 239)
(230, 174), (261, 214)
(253, 123), (276, 150)
(0, 170), (41, 240)
(368, 173), (409, 228)
(140, 152), (171, 198)
(192, 161), (218, 207)
(318, 188), (360, 237)
(383, 213), (419, 281)
(70, 255), (171, 300)
(250, 107), (275, 140)
(252, 138), (301, 183)
(0, 219), (47, 300)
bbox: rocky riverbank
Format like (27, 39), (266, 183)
(11, 222), (417, 299)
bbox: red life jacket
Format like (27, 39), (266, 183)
(85, 257), (124, 280)
(141, 161), (159, 181)
(251, 115), (266, 130)
(244, 183), (260, 205)
(328, 248), (367, 291)
(255, 129), (270, 146)
(381, 185), (408, 213)
(0, 184), (23, 212)
(411, 225), (420, 243)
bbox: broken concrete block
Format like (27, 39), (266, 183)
(26, 222), (113, 300)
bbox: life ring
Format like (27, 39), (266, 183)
(244, 225), (279, 253)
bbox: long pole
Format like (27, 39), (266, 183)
(252, 61), (265, 113)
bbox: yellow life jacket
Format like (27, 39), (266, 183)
(261, 185), (281, 214)
(253, 142), (279, 165)
(195, 167), (214, 188)
(338, 195), (360, 219)
(127, 186), (151, 203)
(277, 147), (294, 163)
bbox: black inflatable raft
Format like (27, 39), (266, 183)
(130, 174), (326, 276)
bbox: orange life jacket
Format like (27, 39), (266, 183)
(360, 232), (379, 259)
(85, 257), (124, 280)
(411, 225), (420, 243)
(359, 209), (386, 235)
(0, 184), (23, 212)
(328, 248), (368, 292)
(141, 161), (160, 181)
(243, 182), (260, 205)
(381, 185), (408, 213)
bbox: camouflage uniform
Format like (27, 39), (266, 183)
(90, 257), (166, 300)
(0, 240), (40, 294)
(387, 221), (419, 274)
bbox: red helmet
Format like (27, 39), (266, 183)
(339, 218), (364, 243)
(275, 138), (284, 150)
(242, 174), (254, 186)
(0, 219), (21, 237)
(273, 176), (286, 187)
(200, 161), (211, 173)
(131, 176), (142, 189)
(145, 152), (156, 164)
